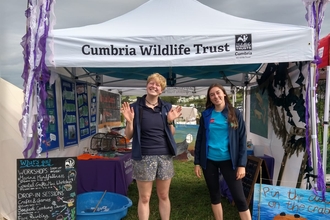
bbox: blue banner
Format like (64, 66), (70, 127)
(41, 82), (59, 152)
(61, 79), (78, 146)
(76, 82), (90, 139)
(253, 183), (330, 220)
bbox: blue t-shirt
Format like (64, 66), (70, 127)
(207, 110), (230, 161)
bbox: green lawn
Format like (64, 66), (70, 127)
(124, 160), (241, 220)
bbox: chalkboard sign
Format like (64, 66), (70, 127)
(17, 157), (77, 220)
(242, 155), (271, 206)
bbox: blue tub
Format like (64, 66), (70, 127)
(77, 191), (132, 220)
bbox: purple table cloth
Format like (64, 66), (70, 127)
(77, 152), (133, 195)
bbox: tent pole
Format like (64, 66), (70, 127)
(234, 87), (237, 105)
(310, 64), (318, 184)
(232, 87), (235, 106)
(243, 85), (247, 122)
(322, 66), (330, 180)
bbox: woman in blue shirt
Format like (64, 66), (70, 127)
(194, 84), (251, 220)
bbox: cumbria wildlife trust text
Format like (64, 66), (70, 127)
(82, 44), (231, 56)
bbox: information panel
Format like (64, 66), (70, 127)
(17, 157), (77, 220)
(76, 82), (90, 140)
(41, 82), (59, 152)
(61, 79), (78, 146)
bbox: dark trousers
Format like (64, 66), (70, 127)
(202, 159), (248, 212)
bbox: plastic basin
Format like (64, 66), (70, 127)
(77, 191), (132, 220)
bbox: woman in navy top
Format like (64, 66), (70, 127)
(122, 73), (182, 220)
(194, 84), (251, 220)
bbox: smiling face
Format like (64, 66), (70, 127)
(208, 86), (226, 109)
(146, 80), (163, 97)
(146, 73), (166, 97)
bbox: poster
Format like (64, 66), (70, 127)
(250, 86), (268, 138)
(90, 86), (97, 135)
(41, 82), (59, 152)
(61, 79), (78, 146)
(253, 183), (330, 220)
(98, 90), (121, 126)
(76, 82), (90, 140)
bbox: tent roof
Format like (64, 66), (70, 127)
(47, 0), (314, 87)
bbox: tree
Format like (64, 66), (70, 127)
(160, 96), (180, 104)
(121, 96), (130, 103)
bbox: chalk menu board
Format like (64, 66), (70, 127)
(242, 155), (271, 206)
(17, 157), (77, 220)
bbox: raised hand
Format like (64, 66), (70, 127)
(121, 102), (134, 123)
(167, 105), (182, 122)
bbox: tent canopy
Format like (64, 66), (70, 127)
(47, 0), (314, 87)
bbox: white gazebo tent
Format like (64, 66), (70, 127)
(47, 0), (313, 69)
(3, 0), (326, 219)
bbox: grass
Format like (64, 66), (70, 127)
(123, 160), (241, 220)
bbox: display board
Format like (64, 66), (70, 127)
(249, 86), (268, 138)
(98, 90), (121, 127)
(41, 82), (60, 152)
(17, 157), (77, 220)
(90, 86), (97, 135)
(76, 82), (90, 140)
(242, 155), (271, 206)
(61, 79), (78, 146)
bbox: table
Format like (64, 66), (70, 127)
(77, 152), (133, 196)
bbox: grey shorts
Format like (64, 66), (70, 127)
(132, 155), (174, 181)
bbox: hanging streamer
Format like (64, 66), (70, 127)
(20, 0), (56, 158)
(302, 0), (329, 200)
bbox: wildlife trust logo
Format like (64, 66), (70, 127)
(235, 34), (252, 58)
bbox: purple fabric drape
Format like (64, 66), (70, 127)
(302, 0), (329, 200)
(20, 0), (55, 158)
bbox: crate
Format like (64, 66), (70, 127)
(90, 132), (128, 152)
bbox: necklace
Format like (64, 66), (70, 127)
(145, 98), (158, 106)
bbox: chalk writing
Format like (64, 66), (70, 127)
(17, 157), (77, 220)
(19, 159), (53, 168)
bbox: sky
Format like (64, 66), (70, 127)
(1, 0), (330, 88)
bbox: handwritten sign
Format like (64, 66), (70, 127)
(252, 183), (330, 220)
(17, 157), (77, 220)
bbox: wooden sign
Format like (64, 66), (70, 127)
(242, 156), (262, 206)
(17, 157), (77, 220)
(242, 155), (271, 206)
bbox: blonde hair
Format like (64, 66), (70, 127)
(147, 73), (167, 91)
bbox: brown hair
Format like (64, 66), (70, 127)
(147, 73), (167, 91)
(205, 84), (238, 129)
